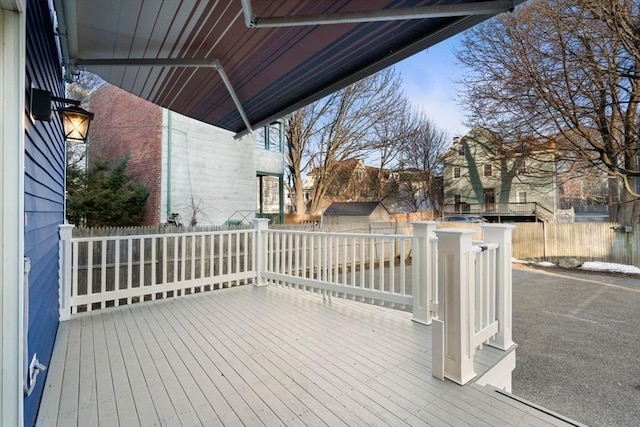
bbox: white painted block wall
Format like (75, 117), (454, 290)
(160, 110), (284, 225)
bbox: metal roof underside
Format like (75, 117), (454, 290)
(54, 0), (517, 135)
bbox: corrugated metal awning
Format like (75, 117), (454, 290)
(54, 0), (517, 135)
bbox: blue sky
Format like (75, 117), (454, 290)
(395, 35), (469, 139)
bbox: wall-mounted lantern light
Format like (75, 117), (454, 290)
(30, 88), (94, 143)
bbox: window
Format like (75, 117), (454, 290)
(517, 191), (527, 203)
(517, 159), (527, 175)
(453, 167), (461, 178)
(454, 194), (461, 204)
(484, 164), (492, 177)
(457, 143), (464, 156)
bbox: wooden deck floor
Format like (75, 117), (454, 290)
(37, 285), (576, 426)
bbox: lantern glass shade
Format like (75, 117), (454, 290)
(59, 106), (94, 143)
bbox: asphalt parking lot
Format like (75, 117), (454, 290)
(511, 266), (640, 427)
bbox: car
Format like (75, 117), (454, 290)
(440, 215), (487, 223)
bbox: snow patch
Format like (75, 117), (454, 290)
(537, 261), (556, 268)
(578, 262), (640, 275)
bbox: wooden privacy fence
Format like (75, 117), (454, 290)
(437, 221), (640, 267)
(512, 222), (640, 266)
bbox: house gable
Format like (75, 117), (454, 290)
(443, 127), (557, 214)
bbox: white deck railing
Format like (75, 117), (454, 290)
(431, 225), (515, 385)
(58, 220), (515, 386)
(58, 226), (255, 319)
(254, 219), (439, 324)
(263, 229), (413, 304)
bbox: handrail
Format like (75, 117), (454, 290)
(443, 202), (553, 217)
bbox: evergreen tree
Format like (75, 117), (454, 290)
(67, 156), (148, 226)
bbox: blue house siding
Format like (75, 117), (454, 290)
(24, 0), (67, 425)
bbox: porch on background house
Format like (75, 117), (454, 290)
(37, 221), (580, 426)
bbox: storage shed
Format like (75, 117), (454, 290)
(322, 202), (391, 227)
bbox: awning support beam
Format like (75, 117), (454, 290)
(242, 0), (515, 28)
(75, 57), (253, 133)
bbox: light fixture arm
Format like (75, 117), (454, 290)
(50, 95), (80, 107)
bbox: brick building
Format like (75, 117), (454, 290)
(88, 83), (284, 226)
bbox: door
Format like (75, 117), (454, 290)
(483, 188), (495, 212)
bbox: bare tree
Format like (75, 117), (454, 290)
(456, 0), (640, 223)
(369, 96), (415, 201)
(393, 116), (449, 212)
(285, 67), (407, 215)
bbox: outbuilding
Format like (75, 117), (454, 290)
(322, 202), (391, 227)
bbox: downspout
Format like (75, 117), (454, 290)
(279, 174), (285, 224)
(166, 110), (172, 219)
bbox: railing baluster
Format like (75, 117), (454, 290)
(227, 233), (232, 286)
(218, 233), (224, 286)
(379, 238), (385, 296)
(87, 241), (94, 312)
(200, 234), (205, 281)
(359, 236), (365, 294)
(368, 237), (375, 298)
(308, 234), (314, 282)
(350, 236), (356, 297)
(100, 240), (107, 309)
(327, 235), (333, 284)
(173, 235), (178, 294)
(72, 240), (79, 314)
(243, 230), (249, 275)
(389, 238), (395, 297)
(140, 237), (145, 295)
(151, 237), (157, 299)
(294, 233), (300, 286)
(400, 238), (406, 300)
(162, 236), (167, 298)
(127, 238), (133, 304)
(316, 235), (322, 282)
(114, 239), (120, 305)
(189, 235), (195, 290)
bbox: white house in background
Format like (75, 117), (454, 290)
(89, 83), (285, 226)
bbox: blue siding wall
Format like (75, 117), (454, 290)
(23, 0), (66, 425)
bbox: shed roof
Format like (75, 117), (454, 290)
(55, 0), (520, 135)
(323, 201), (386, 216)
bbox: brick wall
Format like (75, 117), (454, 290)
(88, 84), (163, 224)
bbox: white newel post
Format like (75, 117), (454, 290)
(253, 218), (270, 287)
(481, 224), (516, 350)
(58, 224), (74, 321)
(433, 228), (476, 385)
(411, 221), (437, 325)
